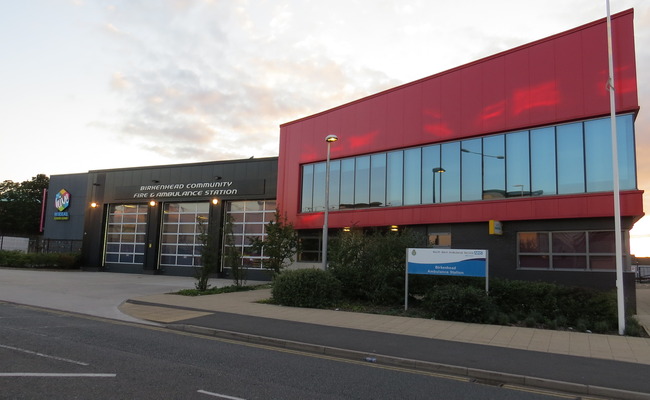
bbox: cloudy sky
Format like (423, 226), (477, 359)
(1, 0), (649, 253)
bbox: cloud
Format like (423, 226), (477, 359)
(97, 1), (399, 163)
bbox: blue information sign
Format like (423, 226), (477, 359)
(404, 248), (489, 310)
(407, 248), (487, 277)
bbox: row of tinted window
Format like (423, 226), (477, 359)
(301, 115), (636, 212)
(517, 231), (626, 271)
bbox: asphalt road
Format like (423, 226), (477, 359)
(0, 302), (563, 400)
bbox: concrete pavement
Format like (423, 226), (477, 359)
(123, 284), (650, 365)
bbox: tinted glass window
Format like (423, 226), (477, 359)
(354, 156), (370, 208)
(404, 148), (421, 205)
(557, 123), (585, 194)
(585, 118), (613, 192)
(461, 138), (482, 201)
(482, 135), (505, 199)
(552, 231), (586, 253)
(530, 127), (557, 196)
(312, 162), (326, 212)
(370, 154), (386, 207)
(328, 160), (341, 210)
(301, 164), (314, 212)
(506, 131), (530, 197)
(340, 159), (355, 209)
(386, 151), (403, 207)
(421, 145), (441, 204)
(519, 232), (549, 252)
(616, 114), (637, 190)
(441, 142), (460, 203)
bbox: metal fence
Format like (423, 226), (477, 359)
(0, 236), (29, 252)
(638, 265), (650, 282)
(28, 238), (83, 254)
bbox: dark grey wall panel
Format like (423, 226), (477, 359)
(42, 173), (89, 240)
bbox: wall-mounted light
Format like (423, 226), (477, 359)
(211, 198), (219, 205)
(343, 227), (351, 232)
(152, 179), (160, 183)
(149, 200), (157, 207)
(390, 225), (399, 232)
(214, 176), (222, 181)
(90, 202), (98, 208)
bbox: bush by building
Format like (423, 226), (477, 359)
(327, 229), (425, 305)
(0, 250), (81, 269)
(271, 268), (341, 308)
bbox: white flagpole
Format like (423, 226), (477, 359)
(606, 0), (625, 335)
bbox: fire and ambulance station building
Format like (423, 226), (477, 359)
(44, 157), (278, 280)
(277, 10), (643, 302)
(43, 10), (643, 301)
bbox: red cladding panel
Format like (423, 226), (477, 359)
(480, 56), (507, 133)
(439, 71), (462, 140)
(421, 78), (445, 139)
(292, 191), (643, 230)
(277, 10), (639, 228)
(461, 66), (484, 134)
(527, 40), (558, 125)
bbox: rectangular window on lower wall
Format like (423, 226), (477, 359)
(297, 230), (321, 262)
(104, 204), (148, 265)
(517, 230), (624, 271)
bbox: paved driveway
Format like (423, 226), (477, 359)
(0, 269), (230, 323)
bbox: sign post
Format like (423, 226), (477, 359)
(405, 248), (488, 310)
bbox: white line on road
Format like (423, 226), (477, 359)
(197, 389), (247, 399)
(0, 344), (89, 366)
(0, 373), (116, 377)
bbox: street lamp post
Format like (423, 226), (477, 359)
(322, 134), (338, 269)
(432, 167), (445, 203)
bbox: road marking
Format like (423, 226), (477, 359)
(502, 384), (602, 400)
(5, 303), (613, 400)
(0, 344), (89, 366)
(0, 373), (115, 377)
(197, 390), (246, 399)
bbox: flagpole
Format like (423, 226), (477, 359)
(606, 0), (625, 335)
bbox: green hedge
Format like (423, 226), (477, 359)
(328, 229), (425, 305)
(422, 284), (496, 323)
(420, 279), (633, 334)
(272, 268), (342, 308)
(0, 250), (81, 269)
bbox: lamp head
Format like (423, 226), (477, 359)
(325, 134), (338, 143)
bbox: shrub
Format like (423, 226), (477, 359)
(0, 250), (80, 269)
(328, 229), (425, 306)
(489, 279), (560, 320)
(272, 268), (342, 308)
(488, 279), (628, 333)
(250, 212), (300, 276)
(624, 317), (645, 337)
(422, 284), (495, 323)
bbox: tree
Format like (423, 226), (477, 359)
(0, 174), (49, 236)
(195, 217), (219, 291)
(250, 211), (300, 276)
(223, 213), (246, 286)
